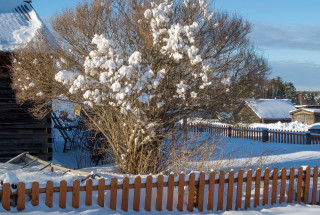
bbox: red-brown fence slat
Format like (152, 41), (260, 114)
(59, 180), (67, 209)
(263, 168), (270, 206)
(207, 171), (215, 210)
(110, 178), (118, 210)
(133, 176), (141, 211)
(121, 177), (129, 211)
(245, 170), (252, 209)
(2, 183), (10, 211)
(296, 167), (303, 203)
(304, 166), (311, 204)
(17, 182), (25, 211)
(187, 173), (195, 212)
(145, 175), (153, 211)
(31, 181), (39, 206)
(156, 175), (164, 211)
(217, 171), (225, 211)
(254, 169), (261, 207)
(166, 174), (174, 211)
(177, 173), (185, 212)
(98, 178), (105, 207)
(287, 167), (295, 203)
(72, 179), (80, 209)
(85, 179), (93, 206)
(236, 170), (243, 210)
(198, 172), (205, 212)
(226, 170), (234, 211)
(312, 166), (318, 204)
(279, 168), (287, 203)
(45, 181), (54, 208)
(271, 168), (278, 204)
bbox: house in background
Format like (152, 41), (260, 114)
(235, 99), (296, 124)
(290, 105), (320, 125)
(0, 0), (52, 162)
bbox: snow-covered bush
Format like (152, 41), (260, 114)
(11, 0), (268, 174)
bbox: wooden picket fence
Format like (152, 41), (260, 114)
(1, 166), (320, 212)
(188, 124), (320, 145)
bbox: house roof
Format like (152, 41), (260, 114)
(0, 0), (43, 52)
(290, 108), (320, 115)
(246, 99), (296, 120)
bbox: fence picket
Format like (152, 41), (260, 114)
(72, 179), (80, 209)
(166, 174), (174, 211)
(31, 182), (39, 206)
(296, 167), (303, 203)
(263, 168), (270, 206)
(177, 173), (185, 212)
(304, 166), (311, 204)
(133, 176), (141, 211)
(245, 170), (252, 209)
(85, 179), (92, 206)
(17, 182), (25, 211)
(110, 178), (118, 210)
(271, 168), (278, 204)
(217, 171), (225, 211)
(2, 183), (10, 211)
(207, 171), (215, 210)
(254, 169), (261, 207)
(235, 170), (243, 210)
(58, 180), (67, 209)
(187, 173), (195, 212)
(98, 178), (105, 207)
(226, 170), (234, 211)
(288, 167), (295, 203)
(145, 175), (153, 211)
(312, 166), (318, 204)
(121, 177), (129, 211)
(198, 172), (205, 212)
(279, 168), (287, 203)
(45, 181), (54, 208)
(156, 175), (164, 211)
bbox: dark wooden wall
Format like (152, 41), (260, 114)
(0, 53), (52, 162)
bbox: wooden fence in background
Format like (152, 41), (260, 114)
(1, 166), (320, 212)
(189, 124), (320, 145)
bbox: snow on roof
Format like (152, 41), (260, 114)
(246, 99), (296, 120)
(290, 108), (320, 114)
(310, 123), (320, 130)
(0, 0), (43, 52)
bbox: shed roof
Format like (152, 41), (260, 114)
(246, 99), (295, 120)
(290, 108), (320, 115)
(0, 0), (43, 52)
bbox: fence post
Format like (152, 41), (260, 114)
(262, 128), (269, 142)
(305, 132), (311, 145)
(228, 127), (232, 138)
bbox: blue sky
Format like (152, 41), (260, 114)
(32, 0), (320, 91)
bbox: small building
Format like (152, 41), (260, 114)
(0, 0), (52, 162)
(235, 99), (296, 124)
(290, 106), (320, 125)
(309, 124), (320, 134)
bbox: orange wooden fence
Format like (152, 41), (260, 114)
(188, 124), (320, 145)
(1, 166), (320, 212)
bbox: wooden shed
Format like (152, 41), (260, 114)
(290, 106), (320, 125)
(0, 0), (52, 162)
(235, 99), (296, 124)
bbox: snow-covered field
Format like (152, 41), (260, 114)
(1, 121), (320, 214)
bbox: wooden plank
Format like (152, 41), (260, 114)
(17, 183), (25, 211)
(263, 168), (270, 206)
(304, 166), (311, 204)
(85, 179), (93, 206)
(296, 167), (303, 203)
(110, 178), (118, 210)
(217, 171), (225, 211)
(59, 180), (67, 209)
(287, 167), (295, 203)
(236, 170), (243, 210)
(166, 174), (174, 211)
(2, 183), (11, 211)
(72, 179), (80, 209)
(226, 170), (234, 211)
(156, 175), (164, 211)
(31, 182), (39, 206)
(271, 168), (278, 204)
(177, 173), (185, 212)
(198, 172), (205, 212)
(279, 167), (287, 203)
(254, 169), (261, 207)
(98, 178), (105, 207)
(45, 181), (54, 208)
(312, 166), (318, 205)
(207, 171), (215, 210)
(245, 169), (252, 209)
(187, 173), (195, 212)
(133, 176), (141, 211)
(145, 175), (153, 211)
(121, 177), (129, 211)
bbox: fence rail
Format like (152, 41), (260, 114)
(188, 124), (320, 145)
(0, 166), (320, 212)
